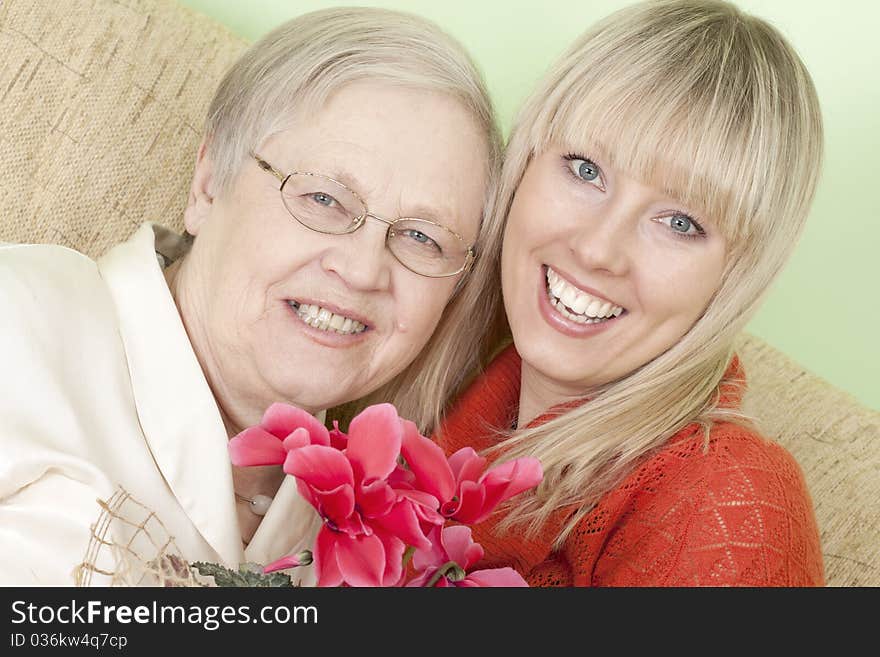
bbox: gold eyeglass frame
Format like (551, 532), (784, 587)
(251, 153), (476, 278)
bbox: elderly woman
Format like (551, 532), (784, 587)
(435, 0), (824, 586)
(0, 8), (502, 585)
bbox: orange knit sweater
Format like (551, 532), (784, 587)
(435, 345), (824, 586)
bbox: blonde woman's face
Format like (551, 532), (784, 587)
(178, 82), (487, 418)
(502, 149), (726, 398)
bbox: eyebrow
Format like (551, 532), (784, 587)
(318, 165), (460, 230)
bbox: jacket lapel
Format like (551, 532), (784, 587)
(97, 224), (243, 567)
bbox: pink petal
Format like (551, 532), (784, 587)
(379, 533), (407, 587)
(314, 526), (344, 587)
(476, 458), (544, 522)
(412, 525), (447, 571)
(310, 482), (356, 525)
(346, 404), (403, 482)
(262, 403), (330, 445)
(262, 554), (303, 573)
(404, 570), (433, 587)
(448, 447), (486, 482)
(357, 480), (396, 518)
(400, 425), (455, 502)
(372, 500), (431, 551)
(335, 512), (370, 539)
(387, 464), (415, 488)
(329, 421), (348, 451)
(396, 489), (443, 526)
(439, 525), (483, 570)
(227, 426), (286, 466)
(446, 480), (486, 523)
(396, 489), (441, 511)
(283, 444), (354, 491)
(464, 567), (530, 587)
(335, 533), (386, 587)
(282, 427), (312, 452)
(294, 478), (317, 510)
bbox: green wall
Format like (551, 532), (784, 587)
(179, 0), (880, 410)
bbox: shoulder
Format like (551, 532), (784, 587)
(664, 421), (806, 486)
(646, 422), (818, 536)
(0, 241), (118, 336)
(0, 243), (126, 474)
(0, 242), (110, 319)
(581, 422), (824, 586)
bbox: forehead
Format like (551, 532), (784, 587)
(261, 82), (488, 238)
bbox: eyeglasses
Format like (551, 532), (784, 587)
(252, 153), (476, 278)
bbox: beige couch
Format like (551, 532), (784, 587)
(2, 0), (877, 586)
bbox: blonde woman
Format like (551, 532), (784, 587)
(0, 8), (503, 584)
(435, 0), (824, 586)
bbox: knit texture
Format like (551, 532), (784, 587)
(436, 345), (825, 586)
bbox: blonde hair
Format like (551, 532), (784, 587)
(203, 7), (503, 433)
(478, 0), (823, 541)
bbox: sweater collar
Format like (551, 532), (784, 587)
(434, 342), (746, 575)
(437, 342), (745, 453)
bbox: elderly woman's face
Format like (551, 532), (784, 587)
(501, 149), (726, 396)
(179, 82), (487, 417)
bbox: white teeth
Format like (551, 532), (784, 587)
(559, 284), (578, 310)
(570, 293), (590, 315)
(545, 267), (625, 322)
(290, 302), (367, 335)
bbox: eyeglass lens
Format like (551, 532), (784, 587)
(280, 173), (466, 276)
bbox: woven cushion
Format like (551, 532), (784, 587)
(0, 0), (246, 257)
(2, 0), (877, 586)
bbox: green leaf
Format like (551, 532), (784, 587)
(191, 561), (296, 587)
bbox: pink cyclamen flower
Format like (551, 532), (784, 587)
(400, 432), (543, 525)
(406, 525), (529, 587)
(263, 549), (313, 573)
(282, 404), (439, 587)
(228, 403), (330, 467)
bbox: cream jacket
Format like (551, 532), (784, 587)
(0, 224), (318, 585)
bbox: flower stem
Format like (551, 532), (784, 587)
(401, 546), (416, 570)
(424, 561), (466, 587)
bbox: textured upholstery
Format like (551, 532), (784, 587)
(2, 0), (877, 586)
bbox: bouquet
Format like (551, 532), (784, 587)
(223, 402), (542, 587)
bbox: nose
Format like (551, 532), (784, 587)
(321, 217), (393, 291)
(567, 197), (634, 277)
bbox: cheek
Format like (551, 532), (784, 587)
(646, 250), (725, 322)
(394, 281), (455, 340)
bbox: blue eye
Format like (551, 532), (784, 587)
(661, 212), (706, 240)
(670, 214), (692, 232)
(311, 192), (336, 207)
(578, 160), (599, 181)
(564, 155), (604, 188)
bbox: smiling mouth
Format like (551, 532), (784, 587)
(287, 301), (368, 335)
(545, 266), (625, 325)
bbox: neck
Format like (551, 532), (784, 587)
(517, 361), (587, 429)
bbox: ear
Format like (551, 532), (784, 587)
(183, 138), (215, 236)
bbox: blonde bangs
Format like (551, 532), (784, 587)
(523, 0), (820, 249)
